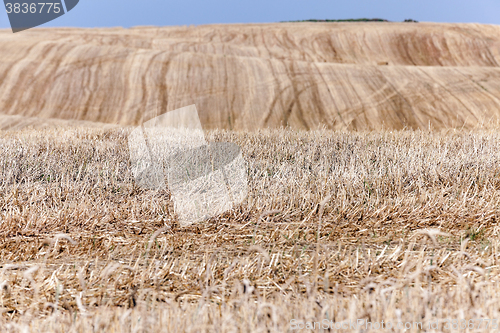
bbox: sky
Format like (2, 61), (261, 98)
(1, 0), (500, 30)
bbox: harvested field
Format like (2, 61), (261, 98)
(2, 22), (500, 130)
(1, 127), (500, 331)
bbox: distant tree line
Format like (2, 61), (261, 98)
(282, 18), (419, 23)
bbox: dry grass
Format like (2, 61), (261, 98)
(1, 127), (500, 332)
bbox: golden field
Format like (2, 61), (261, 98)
(1, 22), (500, 131)
(2, 21), (500, 332)
(1, 127), (500, 331)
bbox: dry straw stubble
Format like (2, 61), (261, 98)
(0, 127), (500, 331)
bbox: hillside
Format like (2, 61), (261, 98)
(1, 22), (500, 130)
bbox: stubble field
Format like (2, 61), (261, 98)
(1, 127), (500, 332)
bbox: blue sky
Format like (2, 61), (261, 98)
(1, 0), (500, 29)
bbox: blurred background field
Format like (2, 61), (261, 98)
(2, 22), (500, 131)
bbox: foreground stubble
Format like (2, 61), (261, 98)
(0, 128), (500, 332)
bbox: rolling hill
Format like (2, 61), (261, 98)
(1, 22), (500, 130)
